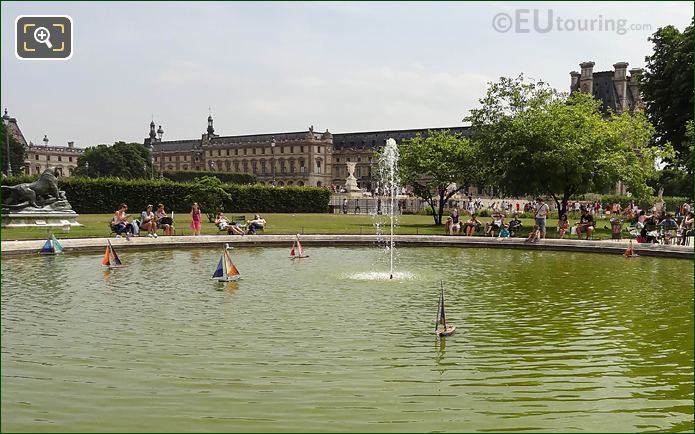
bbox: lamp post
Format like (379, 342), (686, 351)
(85, 161), (89, 177)
(156, 125), (164, 179)
(3, 109), (12, 176)
(271, 137), (276, 187)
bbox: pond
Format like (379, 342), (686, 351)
(2, 246), (693, 432)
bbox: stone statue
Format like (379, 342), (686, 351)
(344, 162), (360, 194)
(2, 167), (73, 212)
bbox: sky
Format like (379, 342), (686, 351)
(1, 1), (692, 148)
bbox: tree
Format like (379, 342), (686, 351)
(641, 18), (694, 172)
(398, 130), (480, 225)
(75, 142), (153, 179)
(185, 176), (232, 222)
(465, 75), (665, 216)
(0, 122), (27, 176)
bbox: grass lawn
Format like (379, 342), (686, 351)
(1, 213), (624, 241)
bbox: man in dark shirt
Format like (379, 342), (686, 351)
(576, 208), (594, 240)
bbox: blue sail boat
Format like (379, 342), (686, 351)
(38, 233), (63, 255)
(212, 244), (241, 282)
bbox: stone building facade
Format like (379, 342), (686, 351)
(5, 111), (83, 176)
(25, 138), (83, 177)
(570, 61), (643, 115)
(146, 116), (468, 189)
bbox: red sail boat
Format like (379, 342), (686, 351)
(289, 234), (309, 259)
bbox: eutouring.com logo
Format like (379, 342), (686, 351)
(492, 9), (652, 35)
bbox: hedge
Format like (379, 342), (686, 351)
(2, 176), (330, 214)
(162, 170), (255, 185)
(600, 195), (691, 213)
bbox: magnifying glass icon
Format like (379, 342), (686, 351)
(33, 26), (53, 49)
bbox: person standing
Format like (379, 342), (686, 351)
(342, 198), (348, 214)
(534, 197), (549, 239)
(189, 202), (202, 236)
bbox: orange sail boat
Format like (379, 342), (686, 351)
(288, 234), (309, 259)
(102, 240), (127, 268)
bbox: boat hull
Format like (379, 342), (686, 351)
(436, 325), (456, 337)
(212, 275), (241, 282)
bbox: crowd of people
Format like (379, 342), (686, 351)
(444, 197), (694, 245)
(110, 203), (266, 238)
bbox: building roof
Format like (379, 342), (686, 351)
(333, 126), (471, 150)
(7, 118), (27, 146)
(152, 139), (200, 152)
(211, 131), (319, 146)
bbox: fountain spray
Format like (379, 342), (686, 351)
(378, 138), (399, 279)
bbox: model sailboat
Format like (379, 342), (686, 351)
(435, 282), (456, 337)
(38, 233), (63, 255)
(624, 239), (639, 258)
(102, 240), (127, 268)
(212, 244), (241, 281)
(289, 234), (309, 259)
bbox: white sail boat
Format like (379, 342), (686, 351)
(288, 234), (309, 259)
(211, 244), (241, 282)
(435, 281), (456, 337)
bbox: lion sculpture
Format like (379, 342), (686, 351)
(2, 167), (70, 211)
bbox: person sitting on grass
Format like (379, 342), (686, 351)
(508, 213), (522, 236)
(486, 211), (505, 237)
(447, 208), (461, 235)
(557, 214), (569, 239)
(215, 212), (245, 236)
(463, 214), (482, 236)
(525, 224), (541, 243)
(575, 208), (594, 240)
(498, 224), (510, 240)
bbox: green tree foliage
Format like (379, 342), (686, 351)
(641, 18), (694, 172)
(184, 176), (233, 222)
(0, 122), (27, 176)
(465, 75), (665, 216)
(75, 142), (153, 179)
(399, 130), (480, 225)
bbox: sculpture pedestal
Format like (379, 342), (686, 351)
(2, 210), (83, 228)
(344, 175), (361, 194)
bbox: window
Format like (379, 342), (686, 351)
(356, 167), (361, 177)
(261, 161), (267, 174)
(357, 157), (361, 162)
(300, 146), (304, 153)
(243, 148), (247, 156)
(280, 161), (286, 174)
(242, 161), (248, 172)
(253, 148), (257, 155)
(290, 146), (294, 153)
(226, 149), (230, 156)
(225, 160), (231, 171)
(58, 156), (62, 162)
(235, 149), (238, 156)
(316, 160), (322, 174)
(234, 161), (239, 171)
(69, 156), (73, 162)
(183, 165), (188, 170)
(317, 146), (321, 153)
(336, 158), (340, 162)
(280, 147), (285, 154)
(262, 148), (266, 155)
(252, 161), (258, 173)
(218, 149), (221, 156)
(35, 155), (39, 160)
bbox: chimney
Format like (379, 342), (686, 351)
(628, 68), (643, 111)
(570, 71), (581, 91)
(613, 62), (629, 114)
(67, 141), (74, 148)
(579, 61), (595, 94)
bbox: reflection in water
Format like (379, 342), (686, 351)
(1, 247), (692, 432)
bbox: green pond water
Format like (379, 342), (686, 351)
(1, 246), (693, 432)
